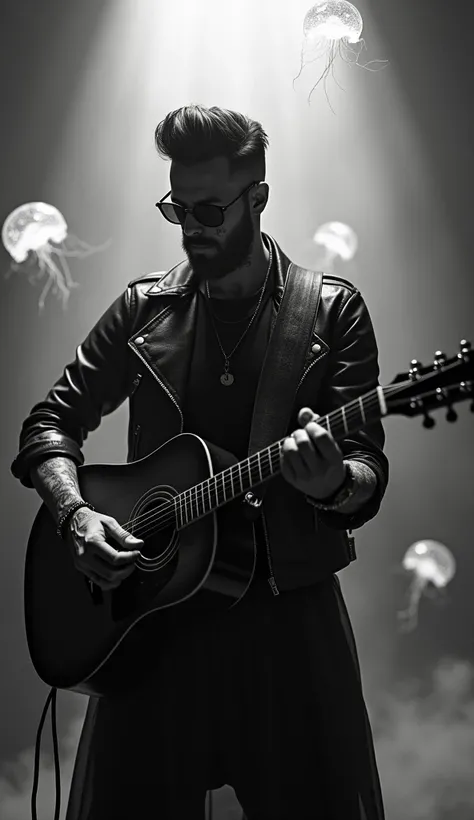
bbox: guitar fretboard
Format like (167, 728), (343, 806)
(173, 386), (387, 529)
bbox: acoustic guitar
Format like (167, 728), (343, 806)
(24, 341), (473, 695)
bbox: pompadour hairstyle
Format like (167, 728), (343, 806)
(154, 104), (269, 179)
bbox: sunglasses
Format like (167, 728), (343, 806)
(155, 181), (259, 228)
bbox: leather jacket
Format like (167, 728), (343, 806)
(11, 233), (388, 591)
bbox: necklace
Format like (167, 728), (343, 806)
(209, 284), (266, 325)
(205, 245), (273, 386)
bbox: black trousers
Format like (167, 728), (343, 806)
(66, 575), (384, 820)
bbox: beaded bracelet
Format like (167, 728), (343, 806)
(305, 462), (357, 512)
(56, 500), (95, 540)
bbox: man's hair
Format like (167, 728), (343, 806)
(154, 104), (269, 180)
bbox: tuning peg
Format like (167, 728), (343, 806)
(446, 406), (458, 423)
(409, 360), (422, 380)
(434, 351), (446, 367)
(459, 340), (472, 360)
(423, 413), (436, 429)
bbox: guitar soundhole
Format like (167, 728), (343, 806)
(111, 486), (179, 621)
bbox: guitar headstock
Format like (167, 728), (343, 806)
(385, 340), (474, 427)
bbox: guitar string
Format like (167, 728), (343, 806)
(119, 366), (466, 539)
(118, 387), (392, 538)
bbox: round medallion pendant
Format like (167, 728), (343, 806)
(220, 372), (235, 386)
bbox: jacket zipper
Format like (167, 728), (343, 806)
(347, 529), (356, 561)
(261, 509), (279, 596)
(130, 372), (143, 395)
(128, 342), (184, 432)
(297, 348), (326, 391)
(132, 424), (141, 460)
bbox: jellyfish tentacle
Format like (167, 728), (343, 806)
(330, 42), (346, 93)
(57, 235), (112, 257)
(36, 246), (73, 311)
(292, 44), (308, 88)
(397, 574), (426, 633)
(52, 247), (79, 290)
(36, 256), (55, 313)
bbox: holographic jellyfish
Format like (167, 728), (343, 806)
(2, 202), (110, 312)
(313, 221), (358, 271)
(398, 540), (456, 632)
(293, 1), (388, 108)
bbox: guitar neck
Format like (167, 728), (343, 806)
(174, 386), (387, 530)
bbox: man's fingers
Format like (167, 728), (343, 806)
(298, 407), (319, 426)
(305, 422), (342, 463)
(104, 517), (144, 550)
(86, 537), (141, 566)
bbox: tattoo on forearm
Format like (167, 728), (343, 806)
(338, 461), (378, 515)
(30, 457), (82, 522)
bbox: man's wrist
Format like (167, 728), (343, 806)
(315, 463), (351, 504)
(306, 462), (357, 512)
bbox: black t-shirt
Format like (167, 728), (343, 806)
(183, 269), (275, 580)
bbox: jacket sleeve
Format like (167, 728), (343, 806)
(11, 288), (134, 488)
(311, 287), (389, 531)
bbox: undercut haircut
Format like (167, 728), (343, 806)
(154, 104), (268, 180)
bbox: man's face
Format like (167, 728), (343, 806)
(170, 157), (257, 283)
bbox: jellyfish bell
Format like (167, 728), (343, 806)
(293, 1), (388, 107)
(398, 540), (456, 632)
(402, 540), (456, 588)
(304, 0), (363, 45)
(313, 221), (358, 266)
(2, 202), (68, 264)
(2, 201), (110, 313)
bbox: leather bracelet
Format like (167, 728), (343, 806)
(56, 500), (95, 540)
(305, 462), (357, 511)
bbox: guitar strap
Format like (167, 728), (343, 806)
(245, 262), (324, 512)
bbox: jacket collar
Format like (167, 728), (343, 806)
(144, 232), (287, 305)
(128, 234), (298, 417)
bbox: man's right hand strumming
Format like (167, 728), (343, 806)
(29, 457), (144, 592)
(67, 507), (144, 591)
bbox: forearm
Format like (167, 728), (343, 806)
(30, 457), (83, 523)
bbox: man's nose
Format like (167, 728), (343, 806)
(183, 211), (202, 235)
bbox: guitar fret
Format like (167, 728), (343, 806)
(341, 406), (348, 435)
(184, 489), (190, 526)
(173, 387), (387, 530)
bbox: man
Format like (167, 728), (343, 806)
(12, 105), (388, 820)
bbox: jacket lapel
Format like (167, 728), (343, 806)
(127, 234), (327, 417)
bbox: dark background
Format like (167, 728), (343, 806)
(1, 1), (473, 818)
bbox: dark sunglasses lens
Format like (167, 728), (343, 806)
(194, 205), (223, 227)
(160, 203), (184, 224)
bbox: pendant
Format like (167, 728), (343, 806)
(220, 372), (234, 386)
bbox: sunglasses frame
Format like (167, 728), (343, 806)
(155, 180), (260, 227)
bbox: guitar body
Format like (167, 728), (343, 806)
(24, 434), (256, 696)
(24, 341), (474, 696)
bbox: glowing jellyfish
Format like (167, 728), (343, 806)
(2, 202), (110, 312)
(398, 540), (456, 632)
(293, 1), (388, 108)
(313, 221), (358, 271)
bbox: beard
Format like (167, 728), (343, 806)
(181, 201), (255, 283)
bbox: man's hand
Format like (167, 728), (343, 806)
(68, 507), (144, 591)
(281, 407), (346, 500)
